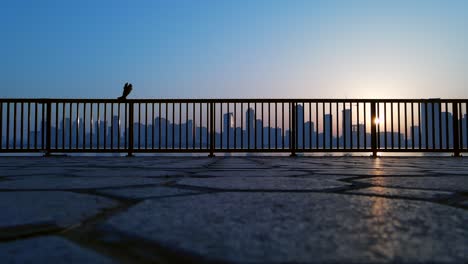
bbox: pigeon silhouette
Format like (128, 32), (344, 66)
(118, 82), (133, 100)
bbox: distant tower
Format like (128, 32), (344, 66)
(342, 109), (352, 148)
(109, 115), (120, 148)
(223, 113), (234, 148)
(296, 104), (304, 148)
(246, 108), (255, 148)
(420, 100), (441, 148)
(324, 114), (332, 148)
(62, 118), (71, 147)
(94, 120), (108, 148)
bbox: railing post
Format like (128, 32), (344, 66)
(127, 101), (134, 157)
(371, 102), (377, 158)
(290, 101), (297, 157)
(453, 102), (460, 157)
(209, 102), (215, 157)
(44, 102), (52, 156)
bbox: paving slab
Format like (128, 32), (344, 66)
(179, 176), (349, 191)
(70, 169), (186, 178)
(354, 176), (468, 192)
(104, 192), (468, 263)
(346, 186), (454, 200)
(0, 191), (116, 234)
(0, 177), (172, 190)
(192, 170), (312, 177)
(0, 236), (113, 264)
(97, 186), (200, 199)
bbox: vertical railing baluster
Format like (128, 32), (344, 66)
(357, 102), (360, 149)
(424, 102), (428, 149)
(391, 102), (394, 149)
(315, 103), (319, 149)
(5, 102), (9, 149)
(28, 102), (31, 149)
(364, 102), (367, 149)
(404, 102), (408, 149)
(254, 102), (257, 150)
(336, 102), (339, 150)
(234, 102), (237, 149)
(290, 101), (296, 157)
(453, 101), (460, 157)
(186, 103), (189, 149)
(193, 103), (196, 150)
(219, 103), (222, 149)
(172, 103), (175, 150)
(397, 102), (401, 149)
(342, 102), (348, 149)
(103, 103), (107, 150)
(209, 102), (215, 157)
(282, 103), (284, 149)
(179, 102), (182, 149)
(83, 103), (86, 150)
(322, 102), (325, 150)
(377, 103), (380, 149)
(20, 102), (24, 149)
(75, 103), (79, 149)
(384, 102), (387, 150)
(90, 103), (93, 150)
(241, 103), (244, 149)
(371, 102), (377, 158)
(439, 102), (442, 150)
(199, 103), (202, 150)
(418, 102), (422, 150)
(411, 103), (414, 149)
(139, 103), (142, 149)
(118, 103), (121, 150)
(228, 103), (231, 150)
(13, 102), (17, 149)
(42, 103), (45, 149)
(35, 102), (39, 150)
(268, 102), (271, 149)
(127, 102), (134, 156)
(458, 102), (463, 151)
(97, 103), (101, 150)
(152, 103), (155, 150)
(445, 103), (449, 150)
(45, 102), (52, 155)
(275, 102), (278, 149)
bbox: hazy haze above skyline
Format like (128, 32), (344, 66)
(2, 0), (468, 99)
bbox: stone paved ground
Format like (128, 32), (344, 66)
(0, 156), (467, 263)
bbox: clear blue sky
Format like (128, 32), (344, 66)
(2, 0), (468, 99)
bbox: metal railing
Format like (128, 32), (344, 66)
(0, 98), (467, 157)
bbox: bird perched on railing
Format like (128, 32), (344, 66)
(118, 82), (133, 100)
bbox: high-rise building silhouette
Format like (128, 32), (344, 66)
(324, 114), (332, 148)
(304, 121), (315, 148)
(223, 113), (234, 148)
(61, 118), (71, 147)
(94, 120), (107, 148)
(420, 101), (440, 148)
(246, 108), (255, 148)
(441, 111), (453, 148)
(108, 115), (121, 148)
(342, 109), (352, 148)
(296, 104), (304, 148)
